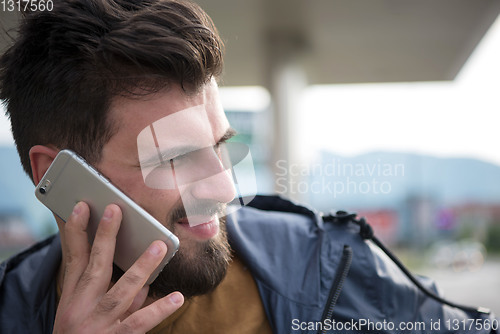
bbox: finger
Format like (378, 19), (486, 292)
(121, 292), (184, 332)
(94, 240), (167, 319)
(60, 201), (92, 295)
(80, 204), (122, 297)
(123, 285), (150, 320)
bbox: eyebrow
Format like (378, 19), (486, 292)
(140, 127), (237, 167)
(219, 127), (237, 143)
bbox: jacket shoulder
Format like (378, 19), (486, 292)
(0, 234), (61, 333)
(228, 195), (497, 333)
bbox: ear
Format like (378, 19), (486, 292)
(29, 145), (59, 185)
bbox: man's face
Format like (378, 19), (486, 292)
(95, 79), (235, 298)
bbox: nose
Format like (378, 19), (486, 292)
(185, 153), (237, 204)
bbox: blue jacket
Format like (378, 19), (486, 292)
(0, 195), (497, 333)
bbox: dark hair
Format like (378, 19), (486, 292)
(0, 0), (224, 180)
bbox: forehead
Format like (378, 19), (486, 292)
(107, 80), (229, 152)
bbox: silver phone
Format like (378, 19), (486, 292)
(35, 149), (179, 285)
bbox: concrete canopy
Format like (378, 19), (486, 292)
(196, 0), (500, 86)
(2, 1), (499, 85)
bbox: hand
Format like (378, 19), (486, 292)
(53, 202), (184, 333)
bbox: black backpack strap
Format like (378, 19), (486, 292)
(323, 211), (491, 316)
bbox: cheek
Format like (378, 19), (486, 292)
(104, 170), (179, 222)
(138, 189), (179, 219)
(98, 160), (180, 224)
(105, 170), (144, 197)
(128, 188), (180, 224)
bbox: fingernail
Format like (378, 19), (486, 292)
(72, 202), (82, 216)
(103, 207), (113, 220)
(149, 243), (162, 256)
(169, 292), (183, 305)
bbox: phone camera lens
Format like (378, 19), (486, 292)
(38, 180), (51, 194)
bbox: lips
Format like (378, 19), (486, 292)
(176, 216), (220, 240)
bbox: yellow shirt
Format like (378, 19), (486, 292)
(148, 255), (273, 334)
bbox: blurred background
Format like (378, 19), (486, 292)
(1, 0), (500, 313)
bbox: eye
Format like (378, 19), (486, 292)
(214, 142), (233, 170)
(213, 142), (221, 154)
(144, 161), (176, 189)
(170, 152), (190, 166)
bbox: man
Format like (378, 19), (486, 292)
(0, 0), (497, 333)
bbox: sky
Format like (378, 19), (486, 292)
(297, 15), (500, 166)
(1, 15), (499, 166)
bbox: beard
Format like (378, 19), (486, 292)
(148, 218), (231, 299)
(112, 199), (232, 299)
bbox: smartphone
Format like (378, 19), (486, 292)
(35, 149), (179, 285)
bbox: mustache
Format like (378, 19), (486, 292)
(168, 200), (227, 224)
